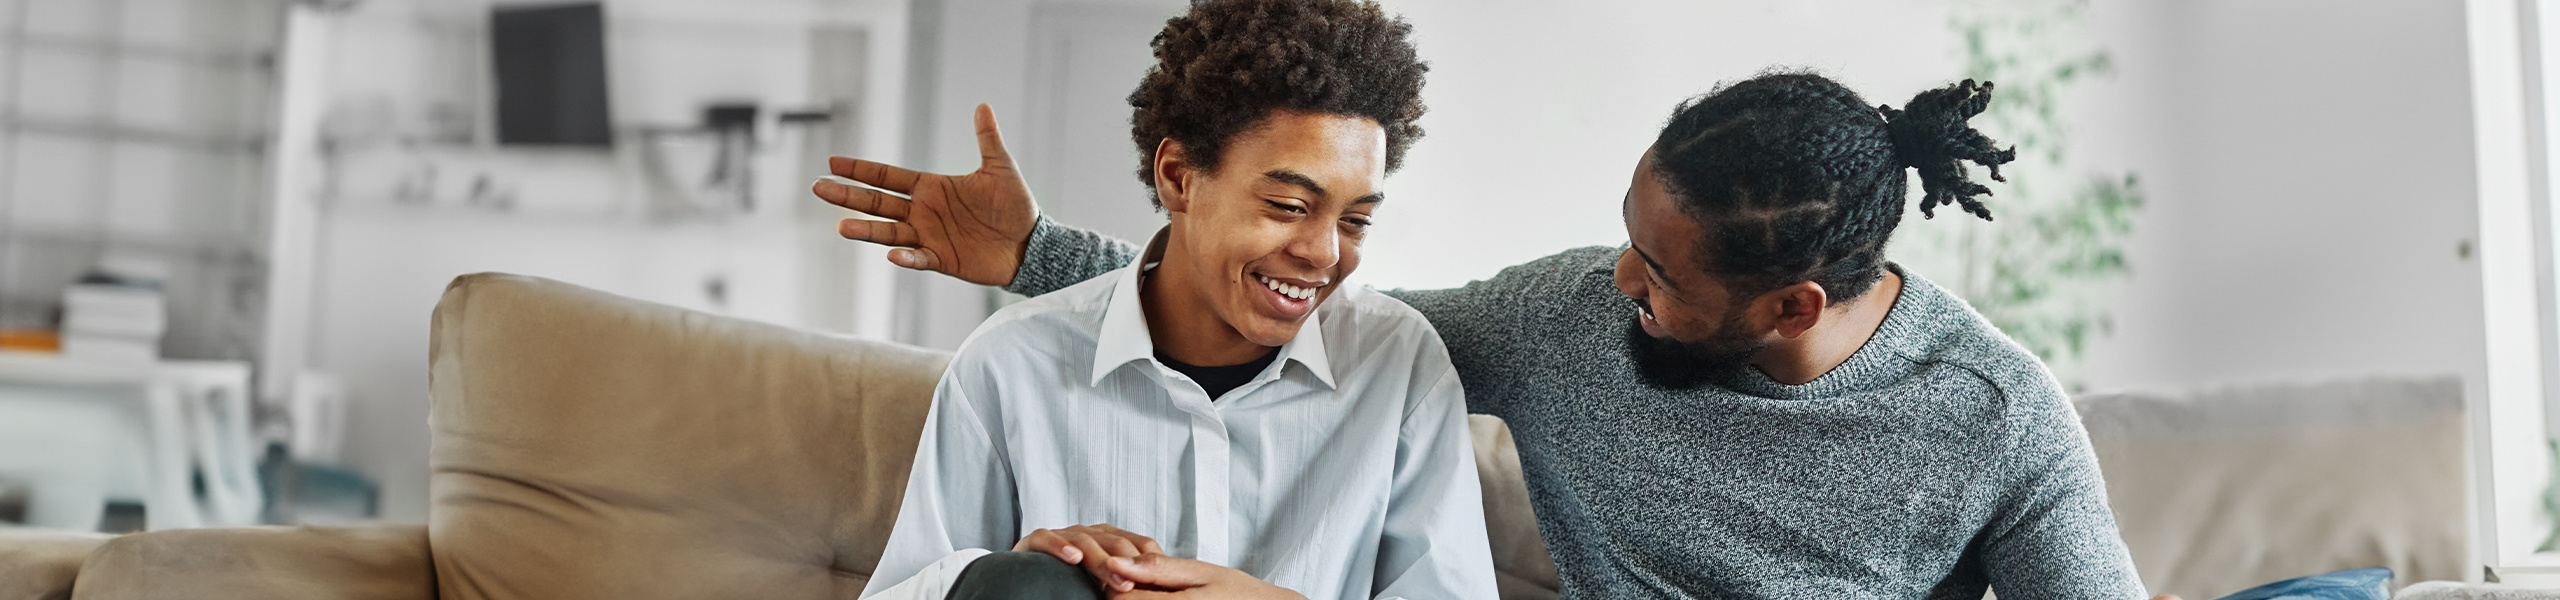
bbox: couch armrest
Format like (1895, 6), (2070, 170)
(0, 528), (113, 600)
(71, 524), (432, 600)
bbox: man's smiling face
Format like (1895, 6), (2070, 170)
(1611, 148), (1772, 381)
(1160, 109), (1387, 348)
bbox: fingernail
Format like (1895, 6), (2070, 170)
(891, 251), (911, 266)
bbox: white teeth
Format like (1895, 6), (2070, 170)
(1257, 275), (1318, 301)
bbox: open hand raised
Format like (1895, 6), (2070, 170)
(814, 103), (1039, 287)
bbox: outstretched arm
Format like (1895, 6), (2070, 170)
(814, 103), (1135, 296)
(1379, 247), (1623, 417)
(811, 103), (1599, 403)
(1001, 216), (1141, 297)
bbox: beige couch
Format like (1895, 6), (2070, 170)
(0, 273), (2470, 599)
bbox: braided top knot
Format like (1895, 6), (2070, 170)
(1879, 79), (2016, 221)
(1649, 70), (2018, 302)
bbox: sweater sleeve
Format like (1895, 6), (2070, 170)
(1000, 215), (1142, 298)
(1384, 246), (1619, 417)
(1973, 382), (2149, 599)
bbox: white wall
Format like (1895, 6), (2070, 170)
(2070, 0), (2485, 398)
(2033, 0), (2496, 565)
(1356, 0), (1962, 291)
(293, 0), (911, 521)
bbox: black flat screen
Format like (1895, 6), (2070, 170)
(492, 3), (612, 147)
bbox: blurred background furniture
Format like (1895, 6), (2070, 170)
(0, 355), (264, 532)
(0, 274), (2490, 599)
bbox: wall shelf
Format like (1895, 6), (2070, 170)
(0, 0), (286, 364)
(0, 115), (267, 154)
(7, 32), (276, 72)
(4, 228), (269, 261)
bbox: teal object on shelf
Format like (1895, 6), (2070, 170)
(2214, 567), (2391, 600)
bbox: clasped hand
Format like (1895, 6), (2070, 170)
(1013, 524), (1306, 600)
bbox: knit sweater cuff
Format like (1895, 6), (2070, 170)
(1001, 214), (1141, 298)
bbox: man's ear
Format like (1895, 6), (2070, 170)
(1154, 138), (1193, 213)
(1763, 281), (1829, 340)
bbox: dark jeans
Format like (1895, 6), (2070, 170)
(944, 551), (1108, 600)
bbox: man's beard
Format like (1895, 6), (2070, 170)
(1626, 298), (1768, 389)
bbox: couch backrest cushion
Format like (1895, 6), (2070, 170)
(2075, 375), (2467, 599)
(428, 273), (949, 600)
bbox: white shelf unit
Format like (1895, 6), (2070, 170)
(0, 0), (288, 363)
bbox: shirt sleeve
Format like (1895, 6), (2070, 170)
(1369, 364), (1500, 600)
(858, 369), (1020, 600)
(1972, 387), (2149, 599)
(1000, 215), (1143, 298)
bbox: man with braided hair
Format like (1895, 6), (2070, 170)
(824, 63), (2159, 599)
(847, 1), (1494, 600)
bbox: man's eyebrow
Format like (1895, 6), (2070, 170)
(1630, 242), (1679, 291)
(1263, 170), (1327, 198)
(1351, 192), (1384, 206)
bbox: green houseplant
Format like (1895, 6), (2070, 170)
(1893, 0), (2143, 388)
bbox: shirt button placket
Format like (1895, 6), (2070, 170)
(1187, 394), (1231, 566)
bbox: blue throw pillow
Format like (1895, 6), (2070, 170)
(2214, 567), (2392, 600)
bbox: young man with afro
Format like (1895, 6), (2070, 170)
(842, 1), (1495, 599)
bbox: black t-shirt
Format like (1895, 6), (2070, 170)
(1155, 348), (1280, 400)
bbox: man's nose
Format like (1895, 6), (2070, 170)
(1613, 248), (1648, 299)
(1291, 222), (1341, 269)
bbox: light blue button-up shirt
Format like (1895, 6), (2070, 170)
(860, 240), (1495, 600)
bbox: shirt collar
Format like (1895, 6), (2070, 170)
(1090, 227), (1337, 390)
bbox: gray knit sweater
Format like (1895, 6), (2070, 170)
(1004, 217), (2147, 600)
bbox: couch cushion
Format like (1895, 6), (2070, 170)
(1470, 415), (1558, 600)
(0, 528), (110, 600)
(2075, 375), (2466, 600)
(427, 273), (950, 600)
(68, 525), (431, 600)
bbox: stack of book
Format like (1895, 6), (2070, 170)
(60, 284), (165, 363)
